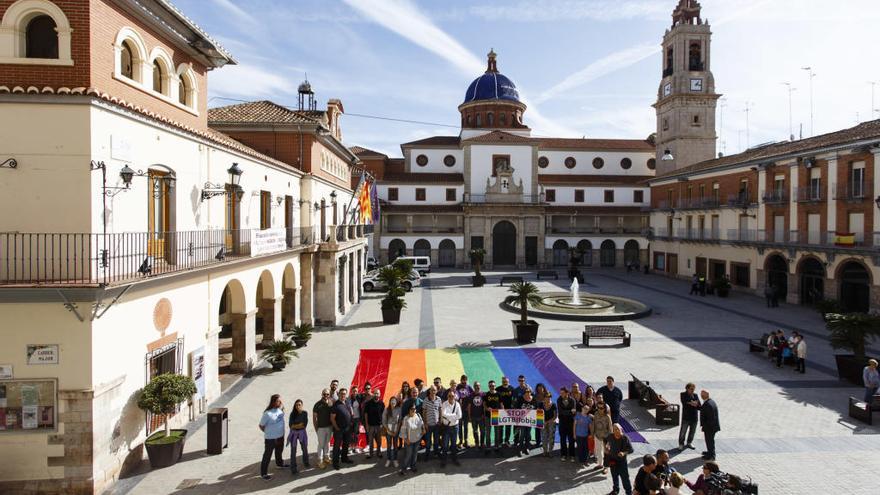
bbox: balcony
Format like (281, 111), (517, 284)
(679, 198), (721, 210)
(761, 190), (789, 205)
(833, 182), (873, 202)
(382, 226), (463, 234)
(726, 191), (756, 208)
(0, 226), (326, 286)
(794, 186), (825, 203)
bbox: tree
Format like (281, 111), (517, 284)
(470, 248), (486, 279)
(508, 281), (543, 325)
(377, 265), (408, 312)
(137, 374), (197, 438)
(826, 312), (880, 361)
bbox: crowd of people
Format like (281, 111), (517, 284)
(256, 374), (732, 495)
(763, 330), (807, 373)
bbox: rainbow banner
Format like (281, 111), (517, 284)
(350, 348), (645, 443)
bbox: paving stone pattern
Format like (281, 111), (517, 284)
(111, 269), (880, 495)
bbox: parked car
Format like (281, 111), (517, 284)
(366, 256), (379, 271)
(395, 256), (431, 276)
(363, 268), (421, 292)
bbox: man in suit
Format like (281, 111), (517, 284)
(699, 390), (720, 460)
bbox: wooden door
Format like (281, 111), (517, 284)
(148, 171), (170, 258)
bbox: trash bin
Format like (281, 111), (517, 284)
(207, 407), (228, 455)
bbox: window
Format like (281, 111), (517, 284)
(466, 114), (472, 126)
(152, 60), (167, 94)
(604, 190), (614, 203)
(178, 80), (187, 105)
(416, 154), (428, 167)
(574, 189), (584, 203)
(388, 188), (398, 201)
(665, 47), (673, 73)
(538, 156), (549, 168)
(492, 155), (510, 176)
(445, 188), (456, 201)
(633, 190), (644, 203)
(500, 113), (507, 126)
(689, 41), (702, 71)
(686, 185), (693, 202)
(699, 184), (705, 200)
(692, 115), (700, 126)
(260, 191), (271, 229)
(620, 157), (632, 169)
(850, 161), (865, 198)
(415, 188), (426, 201)
(712, 182), (720, 203)
(592, 157), (604, 169)
(647, 158), (656, 170)
(120, 40), (135, 79)
(738, 179), (749, 202)
(475, 114), (482, 127)
(25, 15), (58, 59)
(809, 168), (821, 200)
(666, 189), (673, 207)
(487, 112), (494, 127)
(773, 176), (785, 195)
(444, 155), (456, 167)
(662, 118), (669, 131)
(565, 156), (576, 169)
(545, 189), (556, 202)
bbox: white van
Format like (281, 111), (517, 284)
(396, 256), (431, 276)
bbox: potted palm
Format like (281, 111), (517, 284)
(826, 312), (880, 385)
(377, 265), (408, 324)
(137, 373), (197, 468)
(814, 299), (842, 321)
(261, 339), (298, 370)
(470, 248), (486, 287)
(508, 281), (542, 344)
(291, 323), (313, 348)
(712, 275), (732, 297)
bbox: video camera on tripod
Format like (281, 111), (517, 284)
(705, 471), (759, 494)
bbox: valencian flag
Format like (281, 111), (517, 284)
(357, 178), (374, 224)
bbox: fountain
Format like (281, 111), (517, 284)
(501, 275), (651, 322)
(570, 278), (581, 305)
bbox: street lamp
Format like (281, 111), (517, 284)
(330, 190), (337, 204)
(228, 162), (243, 186)
(119, 164), (135, 187)
(661, 149), (674, 161)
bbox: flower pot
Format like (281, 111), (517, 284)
(472, 275), (485, 287)
(293, 338), (309, 348)
(271, 360), (286, 371)
(834, 354), (874, 386)
(144, 429), (187, 469)
(382, 307), (401, 324)
(512, 320), (539, 344)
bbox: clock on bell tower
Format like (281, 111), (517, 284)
(653, 0), (720, 175)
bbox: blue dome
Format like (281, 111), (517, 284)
(463, 72), (521, 104)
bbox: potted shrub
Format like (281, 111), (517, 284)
(261, 339), (298, 370)
(508, 281), (542, 344)
(137, 373), (197, 468)
(291, 323), (313, 348)
(377, 265), (408, 324)
(712, 275), (731, 297)
(470, 248), (486, 287)
(814, 299), (842, 322)
(826, 312), (880, 385)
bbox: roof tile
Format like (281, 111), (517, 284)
(208, 101), (320, 125)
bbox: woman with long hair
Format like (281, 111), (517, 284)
(534, 383), (548, 446)
(383, 395), (402, 468)
(287, 399), (309, 474)
(258, 394), (287, 480)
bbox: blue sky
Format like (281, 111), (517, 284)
(177, 0), (880, 158)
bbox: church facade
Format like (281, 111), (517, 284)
(356, 50), (656, 269)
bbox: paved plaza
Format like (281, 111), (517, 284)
(112, 269), (880, 495)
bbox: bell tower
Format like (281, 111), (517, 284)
(653, 0), (720, 175)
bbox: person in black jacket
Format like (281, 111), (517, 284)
(287, 399), (310, 474)
(678, 383), (700, 450)
(330, 389), (354, 469)
(699, 390), (720, 461)
(597, 376), (624, 423)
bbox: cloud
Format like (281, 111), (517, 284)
(468, 0), (669, 22)
(208, 63), (295, 101)
(210, 0), (259, 27)
(537, 43), (659, 104)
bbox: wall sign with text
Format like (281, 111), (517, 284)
(26, 345), (59, 365)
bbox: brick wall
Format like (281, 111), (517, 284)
(795, 158), (828, 235)
(834, 151), (875, 237)
(0, 0), (91, 88)
(763, 164), (790, 234)
(651, 167), (758, 208)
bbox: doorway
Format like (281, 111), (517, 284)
(799, 257), (825, 306)
(492, 221), (517, 266)
(839, 261), (870, 312)
(764, 254), (788, 297)
(438, 239), (456, 267)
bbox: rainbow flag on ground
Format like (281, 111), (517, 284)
(350, 347), (645, 442)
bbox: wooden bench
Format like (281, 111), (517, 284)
(536, 270), (559, 280)
(628, 374), (680, 426)
(499, 276), (523, 286)
(749, 333), (770, 353)
(848, 395), (880, 425)
(583, 325), (631, 347)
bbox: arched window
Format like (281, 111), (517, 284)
(487, 112), (494, 127)
(466, 114), (472, 126)
(178, 79), (187, 105)
(689, 42), (702, 71)
(120, 40), (135, 79)
(25, 14), (57, 58)
(499, 112), (507, 126)
(152, 60), (166, 94)
(475, 113), (482, 127)
(665, 47), (673, 73)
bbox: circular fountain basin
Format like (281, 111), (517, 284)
(501, 291), (651, 321)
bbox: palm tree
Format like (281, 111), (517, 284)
(377, 265), (407, 312)
(509, 281), (543, 325)
(826, 312), (880, 361)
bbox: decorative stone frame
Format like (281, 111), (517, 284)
(114, 27), (148, 83)
(175, 63), (198, 108)
(0, 0), (73, 66)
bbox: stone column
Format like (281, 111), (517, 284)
(789, 164), (799, 241)
(826, 157), (838, 241)
(281, 288), (297, 329)
(230, 309), (257, 372)
(299, 254), (315, 325)
(259, 297), (282, 342)
(787, 272), (799, 304)
(516, 217), (526, 268)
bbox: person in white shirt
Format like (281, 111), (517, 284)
(398, 405), (425, 475)
(795, 335), (807, 374)
(440, 392), (462, 466)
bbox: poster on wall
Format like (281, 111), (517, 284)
(20, 385), (39, 406)
(22, 406), (38, 429)
(251, 228), (287, 257)
(0, 384), (6, 408)
(190, 347), (206, 399)
(26, 345), (59, 365)
(0, 364), (12, 379)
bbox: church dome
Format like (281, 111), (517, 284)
(462, 50), (521, 104)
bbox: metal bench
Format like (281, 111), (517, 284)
(848, 395), (880, 425)
(583, 325), (631, 347)
(499, 276), (523, 286)
(629, 373), (680, 426)
(749, 333), (770, 353)
(536, 270), (559, 280)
